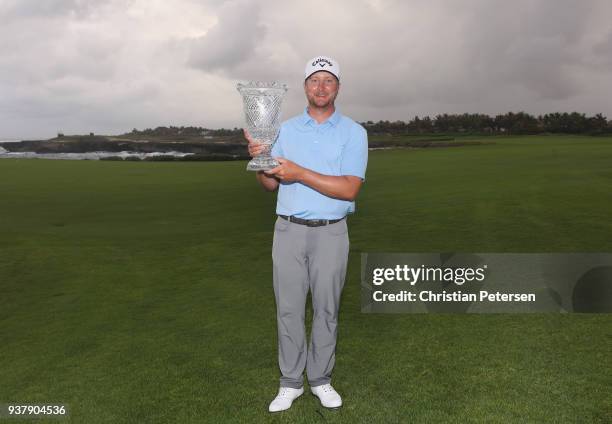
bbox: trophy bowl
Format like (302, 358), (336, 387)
(237, 81), (288, 171)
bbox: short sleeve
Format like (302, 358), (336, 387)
(340, 124), (368, 180)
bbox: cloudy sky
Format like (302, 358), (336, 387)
(1, 0), (611, 139)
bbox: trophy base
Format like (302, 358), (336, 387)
(246, 156), (280, 171)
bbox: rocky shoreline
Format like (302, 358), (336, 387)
(0, 135), (251, 161)
(0, 134), (489, 161)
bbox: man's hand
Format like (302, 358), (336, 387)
(267, 159), (363, 200)
(265, 158), (306, 182)
(243, 129), (266, 158)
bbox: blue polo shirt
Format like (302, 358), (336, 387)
(271, 107), (368, 220)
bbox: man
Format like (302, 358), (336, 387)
(244, 55), (368, 413)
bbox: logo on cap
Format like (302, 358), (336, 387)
(312, 58), (333, 68)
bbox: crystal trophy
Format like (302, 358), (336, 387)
(237, 81), (288, 171)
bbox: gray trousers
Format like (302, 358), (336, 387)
(272, 216), (349, 389)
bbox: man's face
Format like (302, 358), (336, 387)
(304, 71), (340, 109)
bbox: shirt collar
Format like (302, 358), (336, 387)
(301, 107), (342, 127)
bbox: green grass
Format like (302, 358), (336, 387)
(368, 134), (456, 143)
(1, 134), (611, 423)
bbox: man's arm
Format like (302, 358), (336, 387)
(302, 171), (362, 201)
(256, 170), (280, 192)
(265, 158), (363, 201)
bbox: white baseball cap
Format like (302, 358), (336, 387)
(304, 56), (340, 81)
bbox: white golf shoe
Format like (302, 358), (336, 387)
(311, 384), (342, 409)
(268, 386), (304, 412)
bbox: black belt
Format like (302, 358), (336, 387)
(278, 215), (345, 227)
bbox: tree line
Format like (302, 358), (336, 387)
(361, 112), (611, 135)
(127, 126), (241, 137)
(126, 111), (612, 138)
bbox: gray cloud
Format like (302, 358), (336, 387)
(593, 31), (612, 67)
(1, 0), (611, 139)
(457, 0), (597, 101)
(0, 0), (109, 19)
(188, 0), (266, 72)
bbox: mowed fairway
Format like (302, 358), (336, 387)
(1, 135), (611, 423)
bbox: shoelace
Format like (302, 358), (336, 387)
(320, 385), (335, 393)
(278, 388), (292, 398)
